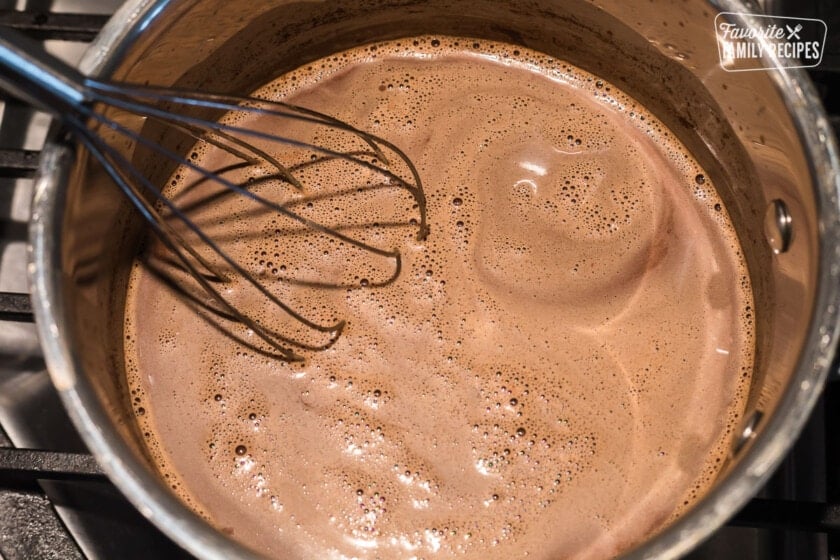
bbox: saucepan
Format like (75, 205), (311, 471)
(27, 0), (840, 558)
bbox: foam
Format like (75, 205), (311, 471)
(123, 36), (754, 559)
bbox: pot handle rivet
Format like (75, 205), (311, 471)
(764, 199), (792, 254)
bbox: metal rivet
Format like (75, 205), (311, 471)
(732, 410), (763, 455)
(764, 199), (792, 254)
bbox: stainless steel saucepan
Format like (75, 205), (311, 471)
(27, 0), (840, 558)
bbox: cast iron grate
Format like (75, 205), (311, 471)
(0, 3), (103, 503)
(0, 9), (189, 560)
(0, 10), (107, 42)
(0, 8), (83, 325)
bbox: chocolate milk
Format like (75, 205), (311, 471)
(124, 36), (754, 559)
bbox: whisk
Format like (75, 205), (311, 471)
(0, 28), (428, 361)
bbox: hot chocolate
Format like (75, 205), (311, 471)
(124, 36), (754, 559)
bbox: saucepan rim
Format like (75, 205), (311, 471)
(27, 0), (840, 558)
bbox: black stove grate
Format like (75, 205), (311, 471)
(0, 5), (839, 560)
(0, 10), (107, 42)
(0, 292), (30, 322)
(0, 10), (191, 560)
(0, 7), (102, 478)
(0, 10), (87, 326)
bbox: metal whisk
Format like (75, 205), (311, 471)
(0, 28), (428, 361)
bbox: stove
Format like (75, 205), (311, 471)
(0, 1), (838, 559)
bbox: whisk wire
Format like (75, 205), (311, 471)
(76, 82), (431, 357)
(75, 122), (339, 361)
(86, 82), (429, 238)
(84, 105), (407, 264)
(90, 81), (393, 164)
(0, 26), (428, 359)
(143, 114), (305, 190)
(80, 113), (348, 330)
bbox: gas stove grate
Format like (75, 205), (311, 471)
(0, 292), (30, 322)
(0, 9), (107, 42)
(0, 10), (191, 560)
(0, 8), (93, 325)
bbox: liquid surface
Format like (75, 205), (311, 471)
(125, 37), (754, 559)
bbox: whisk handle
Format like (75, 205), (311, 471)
(0, 27), (88, 118)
